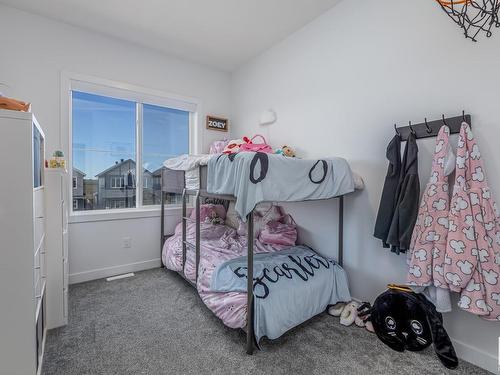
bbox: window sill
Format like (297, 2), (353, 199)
(69, 205), (189, 224)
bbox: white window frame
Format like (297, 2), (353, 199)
(72, 177), (77, 189)
(110, 176), (125, 189)
(61, 72), (201, 221)
(73, 199), (78, 210)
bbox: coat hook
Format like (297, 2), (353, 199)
(442, 114), (448, 126)
(425, 118), (432, 133)
(409, 121), (416, 136)
(394, 124), (401, 137)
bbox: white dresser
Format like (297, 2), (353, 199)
(0, 110), (47, 375)
(45, 168), (69, 329)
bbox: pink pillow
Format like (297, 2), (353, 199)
(259, 216), (297, 246)
(189, 204), (226, 223)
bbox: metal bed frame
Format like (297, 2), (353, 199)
(160, 166), (345, 355)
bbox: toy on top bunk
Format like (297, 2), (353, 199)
(219, 135), (296, 157)
(274, 145), (296, 157)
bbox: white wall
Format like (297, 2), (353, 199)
(0, 5), (231, 283)
(231, 0), (499, 372)
(1, 1), (498, 371)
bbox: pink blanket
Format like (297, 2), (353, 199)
(162, 222), (287, 328)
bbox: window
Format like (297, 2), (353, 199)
(142, 104), (189, 205)
(110, 176), (125, 189)
(71, 83), (193, 213)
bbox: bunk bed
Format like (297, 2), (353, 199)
(160, 152), (362, 354)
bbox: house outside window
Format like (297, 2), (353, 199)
(69, 78), (195, 213)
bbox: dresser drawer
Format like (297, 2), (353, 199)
(34, 187), (45, 218)
(34, 245), (40, 270)
(63, 288), (68, 318)
(34, 266), (41, 297)
(63, 258), (69, 288)
(34, 217), (45, 251)
(40, 247), (46, 279)
(63, 230), (69, 260)
(62, 200), (68, 233)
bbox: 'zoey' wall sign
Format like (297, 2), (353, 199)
(206, 115), (228, 132)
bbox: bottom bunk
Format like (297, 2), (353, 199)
(162, 203), (351, 345)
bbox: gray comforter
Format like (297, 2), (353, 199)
(207, 152), (355, 220)
(210, 246), (351, 343)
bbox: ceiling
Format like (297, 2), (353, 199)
(1, 0), (340, 71)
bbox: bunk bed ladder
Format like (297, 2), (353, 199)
(180, 188), (201, 282)
(246, 210), (255, 355)
(181, 189), (187, 274)
(338, 196), (344, 267)
(160, 190), (165, 267)
(195, 191), (201, 282)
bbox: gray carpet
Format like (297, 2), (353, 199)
(42, 268), (488, 375)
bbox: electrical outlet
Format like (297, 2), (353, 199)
(122, 237), (132, 248)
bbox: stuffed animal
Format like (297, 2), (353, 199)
(282, 145), (295, 157)
(204, 210), (224, 225)
(275, 145), (296, 157)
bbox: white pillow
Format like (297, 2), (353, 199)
(237, 204), (283, 238)
(225, 202), (240, 230)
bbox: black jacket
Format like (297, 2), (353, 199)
(386, 132), (420, 254)
(374, 134), (402, 247)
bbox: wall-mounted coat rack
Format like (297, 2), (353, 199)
(394, 113), (471, 141)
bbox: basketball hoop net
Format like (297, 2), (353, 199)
(436, 0), (500, 41)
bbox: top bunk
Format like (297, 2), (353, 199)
(162, 153), (364, 219)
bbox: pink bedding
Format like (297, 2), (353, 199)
(162, 222), (287, 329)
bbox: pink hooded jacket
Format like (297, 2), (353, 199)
(444, 123), (500, 321)
(408, 126), (452, 288)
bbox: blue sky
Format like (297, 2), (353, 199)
(72, 91), (189, 178)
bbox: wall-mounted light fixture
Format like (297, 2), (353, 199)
(259, 109), (277, 126)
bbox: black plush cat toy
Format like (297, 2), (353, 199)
(369, 286), (458, 369)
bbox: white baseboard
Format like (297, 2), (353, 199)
(69, 258), (161, 284)
(451, 337), (498, 374)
